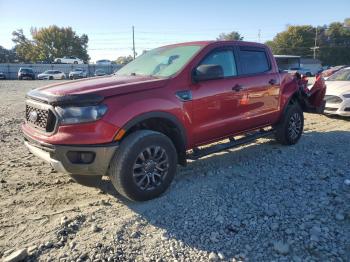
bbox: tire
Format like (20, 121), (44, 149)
(69, 174), (102, 187)
(108, 130), (177, 201)
(49, 76), (53, 80)
(57, 59), (61, 64)
(69, 76), (73, 80)
(74, 61), (78, 64)
(275, 103), (304, 145)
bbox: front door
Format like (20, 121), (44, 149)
(190, 48), (245, 145)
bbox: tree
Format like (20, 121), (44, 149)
(217, 31), (243, 41)
(265, 25), (315, 57)
(12, 26), (89, 63)
(266, 19), (350, 65)
(12, 29), (37, 62)
(318, 21), (350, 65)
(0, 46), (17, 63)
(114, 55), (133, 65)
(344, 18), (350, 28)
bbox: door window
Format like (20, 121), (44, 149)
(239, 49), (270, 75)
(200, 50), (237, 77)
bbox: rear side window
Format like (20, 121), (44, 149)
(200, 50), (237, 77)
(239, 49), (270, 75)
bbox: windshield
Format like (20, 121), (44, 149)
(327, 69), (350, 81)
(43, 70), (54, 74)
(116, 45), (202, 78)
(21, 68), (33, 73)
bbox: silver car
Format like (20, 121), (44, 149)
(69, 68), (88, 80)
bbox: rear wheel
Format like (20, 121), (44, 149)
(49, 76), (53, 80)
(69, 174), (102, 187)
(275, 103), (304, 145)
(108, 130), (177, 201)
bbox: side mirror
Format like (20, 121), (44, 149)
(193, 64), (224, 82)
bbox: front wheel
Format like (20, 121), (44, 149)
(275, 103), (304, 145)
(108, 130), (177, 201)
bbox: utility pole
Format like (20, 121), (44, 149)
(311, 27), (319, 59)
(258, 29), (261, 43)
(132, 26), (136, 59)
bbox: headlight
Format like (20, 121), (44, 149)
(342, 93), (350, 98)
(55, 104), (108, 124)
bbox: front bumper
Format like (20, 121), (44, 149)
(24, 135), (118, 176)
(324, 99), (350, 116)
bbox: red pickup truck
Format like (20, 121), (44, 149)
(22, 41), (326, 201)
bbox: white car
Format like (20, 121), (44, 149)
(37, 70), (66, 80)
(54, 56), (84, 64)
(324, 67), (350, 116)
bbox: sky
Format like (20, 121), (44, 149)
(0, 0), (349, 62)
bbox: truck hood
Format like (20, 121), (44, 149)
(27, 75), (169, 106)
(36, 75), (168, 97)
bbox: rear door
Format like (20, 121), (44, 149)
(235, 46), (281, 130)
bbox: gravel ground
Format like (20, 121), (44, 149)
(0, 80), (349, 262)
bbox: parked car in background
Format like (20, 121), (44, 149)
(324, 67), (350, 117)
(69, 68), (88, 79)
(322, 65), (347, 80)
(300, 58), (323, 76)
(54, 56), (84, 64)
(0, 72), (6, 80)
(96, 59), (112, 65)
(287, 67), (313, 76)
(94, 69), (107, 76)
(18, 68), (35, 80)
(38, 70), (66, 80)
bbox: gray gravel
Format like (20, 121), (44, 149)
(0, 80), (350, 261)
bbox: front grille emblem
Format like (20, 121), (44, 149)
(29, 111), (38, 122)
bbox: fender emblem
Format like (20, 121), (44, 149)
(176, 90), (192, 102)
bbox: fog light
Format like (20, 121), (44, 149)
(67, 151), (95, 164)
(80, 152), (95, 163)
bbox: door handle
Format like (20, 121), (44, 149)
(269, 79), (277, 85)
(232, 84), (243, 92)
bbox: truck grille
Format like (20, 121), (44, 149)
(324, 95), (342, 104)
(25, 103), (57, 132)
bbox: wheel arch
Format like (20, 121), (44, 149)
(121, 112), (188, 166)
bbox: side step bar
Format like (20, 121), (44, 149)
(186, 129), (275, 160)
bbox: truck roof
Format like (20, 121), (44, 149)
(161, 40), (268, 49)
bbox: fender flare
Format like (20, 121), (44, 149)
(121, 111), (188, 165)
